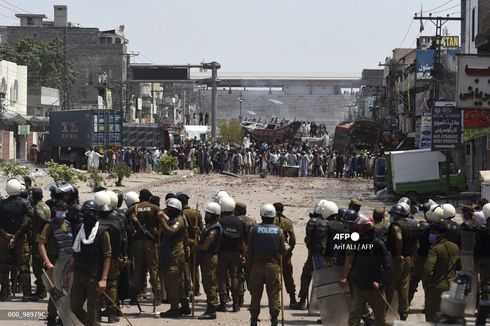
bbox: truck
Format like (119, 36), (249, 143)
(385, 149), (466, 201)
(333, 120), (380, 154)
(48, 109), (176, 168)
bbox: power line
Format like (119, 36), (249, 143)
(399, 19), (414, 48)
(0, 0), (31, 14)
(426, 0), (456, 13)
(0, 11), (16, 21)
(0, 3), (17, 13)
(432, 3), (460, 14)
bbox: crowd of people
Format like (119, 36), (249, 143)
(1, 174), (490, 326)
(83, 134), (381, 180)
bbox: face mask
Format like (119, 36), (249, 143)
(83, 212), (97, 225)
(55, 211), (66, 219)
(429, 233), (438, 245)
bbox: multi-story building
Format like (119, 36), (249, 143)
(0, 5), (128, 112)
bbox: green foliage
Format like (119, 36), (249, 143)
(46, 160), (86, 185)
(0, 162), (30, 178)
(158, 155), (178, 175)
(218, 118), (243, 144)
(0, 36), (77, 93)
(108, 162), (131, 186)
(87, 169), (106, 192)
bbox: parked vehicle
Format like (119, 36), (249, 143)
(385, 149), (466, 201)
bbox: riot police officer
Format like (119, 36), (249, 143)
(441, 203), (461, 247)
(248, 203), (287, 326)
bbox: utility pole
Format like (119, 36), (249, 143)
(62, 26), (70, 111)
(123, 51), (139, 121)
(202, 61), (221, 139)
(413, 14), (461, 196)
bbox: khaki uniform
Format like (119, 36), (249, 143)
(161, 215), (187, 311)
(39, 221), (71, 318)
(70, 231), (111, 326)
(126, 201), (162, 297)
(237, 214), (256, 300)
(31, 200), (51, 294)
(196, 224), (221, 308)
(422, 238), (461, 322)
(182, 206), (203, 295)
(273, 214), (296, 297)
(248, 223), (286, 323)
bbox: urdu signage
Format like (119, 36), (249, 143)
(457, 55), (490, 110)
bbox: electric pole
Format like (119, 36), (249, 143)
(202, 61), (221, 139)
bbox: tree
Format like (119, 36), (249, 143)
(218, 118), (243, 144)
(0, 36), (77, 102)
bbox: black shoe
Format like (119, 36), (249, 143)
(129, 297), (139, 305)
(56, 318), (63, 325)
(363, 319), (375, 326)
(33, 288), (46, 299)
(250, 319), (258, 326)
(239, 296), (244, 307)
(47, 317), (57, 326)
(224, 294), (232, 303)
(216, 301), (227, 312)
(22, 295), (39, 302)
(198, 305), (217, 320)
(160, 309), (181, 318)
(179, 306), (191, 316)
(107, 315), (120, 323)
(232, 303), (240, 312)
(271, 318), (278, 326)
(291, 299), (307, 310)
(289, 294), (298, 307)
(399, 313), (408, 321)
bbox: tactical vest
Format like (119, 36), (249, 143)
(475, 225), (490, 257)
(51, 219), (74, 257)
(387, 218), (418, 257)
(162, 216), (185, 254)
(199, 222), (222, 254)
(325, 220), (349, 258)
(444, 220), (461, 248)
(374, 225), (389, 244)
(305, 217), (328, 254)
(74, 228), (105, 279)
(417, 221), (432, 257)
(219, 213), (244, 252)
(0, 196), (28, 234)
(252, 224), (280, 252)
(99, 213), (123, 260)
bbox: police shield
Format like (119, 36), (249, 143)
(310, 265), (351, 325)
(460, 230), (477, 315)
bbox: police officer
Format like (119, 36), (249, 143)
(193, 202), (223, 320)
(38, 200), (74, 326)
(63, 199), (112, 326)
(160, 198), (189, 318)
(177, 192), (203, 297)
(30, 187), (51, 299)
(422, 221), (462, 322)
(292, 200), (329, 310)
(322, 200), (349, 267)
(373, 207), (388, 244)
(441, 203), (461, 247)
(248, 203), (287, 326)
(272, 202), (297, 306)
(408, 204), (443, 304)
(235, 201), (256, 307)
(0, 178), (35, 301)
(216, 196), (246, 312)
(475, 203), (490, 302)
(344, 215), (392, 326)
(126, 189), (163, 306)
(386, 204), (419, 320)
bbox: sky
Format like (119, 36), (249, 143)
(0, 0), (462, 77)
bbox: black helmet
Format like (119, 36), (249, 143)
(19, 189), (28, 199)
(113, 189), (124, 208)
(273, 202), (284, 215)
(31, 187), (43, 201)
(389, 204), (407, 216)
(337, 208), (348, 221)
(82, 200), (97, 211)
(341, 209), (358, 223)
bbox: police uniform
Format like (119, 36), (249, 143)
(422, 238), (461, 322)
(235, 202), (256, 306)
(39, 218), (74, 322)
(386, 217), (419, 320)
(475, 221), (490, 301)
(325, 218), (349, 267)
(161, 213), (188, 314)
(248, 222), (286, 325)
(408, 219), (431, 304)
(182, 204), (203, 296)
(126, 201), (162, 301)
(217, 211), (246, 311)
(195, 219), (222, 318)
(70, 228), (111, 326)
(273, 213), (296, 301)
(0, 195), (33, 299)
(31, 199), (51, 297)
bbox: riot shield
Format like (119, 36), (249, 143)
(308, 254), (325, 315)
(460, 230), (477, 315)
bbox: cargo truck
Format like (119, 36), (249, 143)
(48, 109), (176, 168)
(385, 149), (466, 201)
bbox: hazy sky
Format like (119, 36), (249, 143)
(1, 0), (462, 76)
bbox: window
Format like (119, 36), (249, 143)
(13, 80), (18, 101)
(27, 17), (34, 26)
(472, 8), (476, 42)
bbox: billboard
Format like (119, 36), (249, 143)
(431, 102), (464, 151)
(130, 65), (189, 81)
(457, 55), (490, 110)
(416, 36), (459, 80)
(417, 36), (460, 51)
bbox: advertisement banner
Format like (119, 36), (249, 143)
(417, 36), (460, 51)
(464, 109), (490, 128)
(457, 55), (490, 110)
(420, 115), (432, 149)
(416, 50), (435, 80)
(431, 102), (464, 151)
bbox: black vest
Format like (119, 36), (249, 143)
(475, 224), (490, 257)
(0, 196), (28, 234)
(387, 218), (418, 257)
(219, 213), (244, 252)
(305, 217), (328, 254)
(374, 225), (389, 244)
(252, 224), (280, 252)
(417, 220), (432, 257)
(199, 222), (222, 254)
(51, 218), (74, 257)
(74, 228), (105, 279)
(443, 219), (461, 248)
(325, 220), (349, 258)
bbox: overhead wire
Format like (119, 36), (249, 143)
(399, 19), (414, 48)
(426, 0), (456, 13)
(431, 3), (461, 15)
(0, 0), (31, 14)
(0, 11), (16, 21)
(0, 3), (17, 14)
